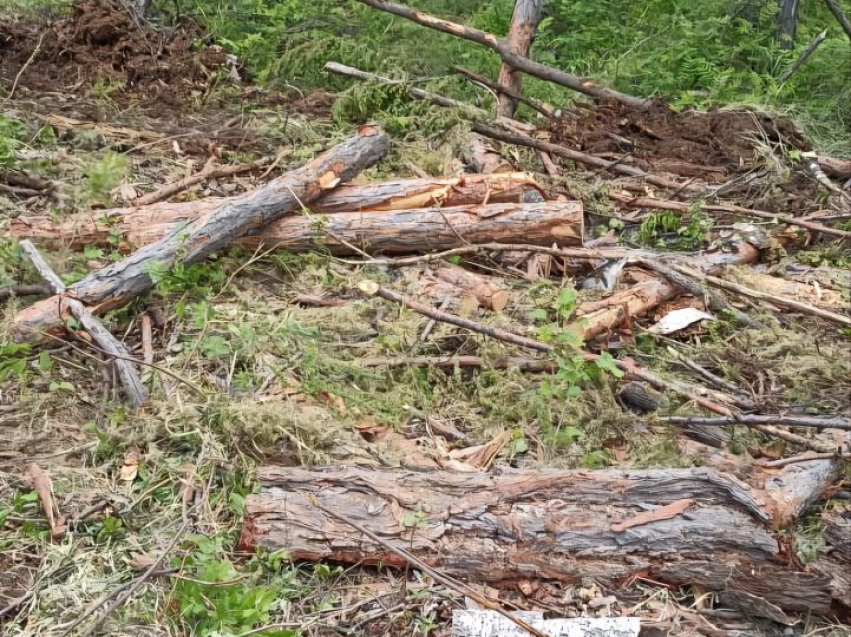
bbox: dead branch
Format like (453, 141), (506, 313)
(800, 152), (851, 201)
(778, 29), (828, 82)
(19, 240), (149, 410)
(133, 155), (274, 206)
(472, 123), (691, 190)
(670, 264), (851, 328)
(495, 0), (543, 118)
(358, 280), (736, 415)
(759, 452), (851, 467)
(608, 191), (851, 240)
(354, 0), (651, 110)
(11, 127), (390, 344)
(456, 66), (553, 118)
(0, 283), (53, 302)
(823, 0), (851, 40)
(817, 155), (851, 180)
(660, 415), (851, 431)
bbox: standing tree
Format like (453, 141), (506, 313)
(778, 0), (800, 49)
(496, 0), (543, 117)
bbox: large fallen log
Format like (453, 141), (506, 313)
(10, 173), (545, 250)
(12, 202), (583, 258)
(239, 465), (840, 622)
(10, 127), (390, 343)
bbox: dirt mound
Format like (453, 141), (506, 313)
(0, 0), (232, 104)
(549, 98), (811, 180)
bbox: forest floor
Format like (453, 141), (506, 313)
(1, 2), (850, 637)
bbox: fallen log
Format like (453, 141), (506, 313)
(495, 0), (543, 118)
(354, 0), (651, 111)
(239, 465), (838, 622)
(14, 202), (584, 259)
(11, 127), (390, 343)
(11, 173), (545, 249)
(817, 155), (851, 180)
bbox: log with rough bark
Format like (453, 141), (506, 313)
(10, 127), (390, 343)
(460, 135), (513, 174)
(354, 0), (651, 111)
(13, 202), (584, 260)
(11, 173), (545, 249)
(239, 465), (842, 622)
(496, 0), (543, 118)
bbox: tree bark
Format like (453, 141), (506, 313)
(11, 127), (390, 343)
(818, 155), (851, 179)
(496, 0), (543, 118)
(12, 202), (583, 262)
(778, 0), (800, 49)
(10, 173), (545, 249)
(460, 135), (513, 174)
(354, 0), (651, 111)
(239, 465), (841, 622)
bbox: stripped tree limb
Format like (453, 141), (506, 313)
(133, 155), (274, 206)
(11, 127), (390, 343)
(0, 283), (53, 302)
(778, 29), (828, 82)
(608, 191), (851, 239)
(456, 66), (554, 118)
(660, 415), (851, 432)
(472, 123), (692, 190)
(817, 155), (851, 180)
(358, 280), (736, 415)
(670, 264), (851, 328)
(19, 240), (149, 410)
(800, 151), (851, 201)
(823, 0), (851, 40)
(495, 0), (543, 117)
(354, 0), (652, 110)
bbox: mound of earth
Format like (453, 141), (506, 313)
(549, 98), (812, 179)
(0, 0), (234, 106)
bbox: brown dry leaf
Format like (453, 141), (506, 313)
(611, 498), (695, 532)
(129, 553), (157, 570)
(119, 446), (140, 482)
(27, 463), (57, 535)
(449, 431), (511, 469)
(353, 418), (389, 442)
(318, 392), (348, 416)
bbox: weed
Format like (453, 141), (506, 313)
(84, 151), (128, 206)
(636, 203), (712, 250)
(0, 115), (28, 169)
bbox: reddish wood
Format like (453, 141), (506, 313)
(496, 0), (543, 117)
(10, 173), (545, 249)
(11, 128), (390, 343)
(240, 465), (841, 622)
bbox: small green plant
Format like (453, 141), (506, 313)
(637, 204), (712, 250)
(0, 115), (27, 169)
(171, 534), (297, 637)
(85, 152), (128, 205)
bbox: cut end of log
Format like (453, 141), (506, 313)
(318, 171), (342, 190)
(359, 280), (381, 296)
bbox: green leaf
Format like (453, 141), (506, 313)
(529, 308), (549, 322)
(594, 351), (624, 378)
(38, 351), (53, 372)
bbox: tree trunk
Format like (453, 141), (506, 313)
(239, 465), (843, 622)
(496, 0), (543, 118)
(778, 0), (800, 49)
(10, 127), (390, 343)
(12, 202), (583, 261)
(10, 173), (545, 249)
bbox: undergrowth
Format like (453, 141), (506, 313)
(140, 0), (851, 153)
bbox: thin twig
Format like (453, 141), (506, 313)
(0, 283), (53, 302)
(5, 30), (46, 101)
(58, 515), (193, 637)
(755, 425), (841, 454)
(358, 280), (735, 415)
(758, 452), (851, 468)
(670, 263), (851, 328)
